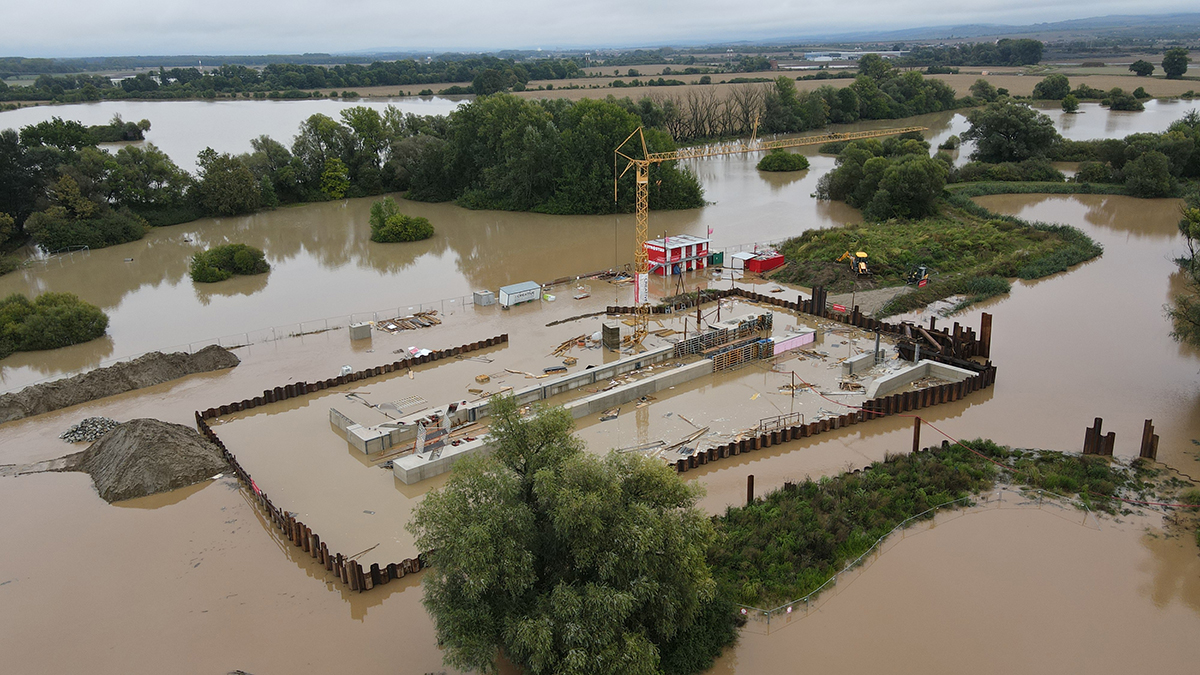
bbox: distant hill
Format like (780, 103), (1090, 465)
(807, 13), (1200, 43)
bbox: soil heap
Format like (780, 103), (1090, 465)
(0, 345), (240, 425)
(74, 418), (228, 503)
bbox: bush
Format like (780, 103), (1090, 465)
(756, 148), (810, 171)
(0, 292), (108, 358)
(24, 207), (147, 252)
(189, 244), (270, 283)
(938, 135), (961, 150)
(954, 158), (1065, 183)
(1124, 150), (1174, 198)
(1074, 161), (1115, 183)
(369, 197), (435, 243)
(0, 255), (19, 276)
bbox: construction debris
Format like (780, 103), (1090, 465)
(475, 374), (491, 384)
(60, 417), (120, 443)
(374, 311), (442, 333)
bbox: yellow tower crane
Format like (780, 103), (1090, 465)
(614, 125), (926, 344)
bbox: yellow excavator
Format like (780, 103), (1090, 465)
(837, 251), (871, 276)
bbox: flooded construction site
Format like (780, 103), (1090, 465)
(2, 100), (1200, 674)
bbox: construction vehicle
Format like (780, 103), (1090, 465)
(837, 251), (871, 276)
(614, 125), (925, 344)
(907, 265), (930, 285)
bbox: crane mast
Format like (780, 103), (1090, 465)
(614, 125), (926, 345)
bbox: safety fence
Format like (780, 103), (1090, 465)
(734, 473), (1099, 630)
(191, 333), (508, 592)
(668, 364), (997, 474)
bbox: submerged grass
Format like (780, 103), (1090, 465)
(770, 194), (1102, 317)
(709, 439), (1135, 608)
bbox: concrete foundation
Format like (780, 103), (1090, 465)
(390, 353), (715, 484)
(865, 359), (977, 399)
(348, 323), (372, 340)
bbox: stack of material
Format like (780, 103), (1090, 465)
(375, 311), (442, 333)
(60, 417), (121, 443)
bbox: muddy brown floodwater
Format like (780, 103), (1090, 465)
(3, 101), (1200, 673)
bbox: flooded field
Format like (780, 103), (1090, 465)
(2, 99), (1199, 674)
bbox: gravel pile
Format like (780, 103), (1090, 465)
(60, 417), (121, 443)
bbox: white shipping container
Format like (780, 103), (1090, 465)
(498, 281), (542, 308)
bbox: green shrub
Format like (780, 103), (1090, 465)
(938, 135), (961, 150)
(0, 255), (19, 276)
(0, 292), (108, 358)
(369, 197), (435, 243)
(24, 208), (147, 252)
(189, 244), (270, 283)
(1074, 161), (1115, 183)
(756, 148), (810, 171)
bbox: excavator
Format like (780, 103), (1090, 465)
(837, 250), (871, 276)
(907, 265), (931, 285)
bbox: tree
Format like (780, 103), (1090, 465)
(1169, 201), (1200, 347)
(969, 78), (998, 102)
(857, 54), (893, 81)
(863, 154), (948, 220)
(194, 148), (261, 216)
(107, 143), (191, 208)
(962, 100), (1061, 163)
(1123, 150), (1173, 197)
(1032, 74), (1071, 100)
(319, 157), (349, 199)
(1129, 60), (1155, 77)
(408, 396), (723, 675)
(1061, 94), (1079, 113)
(1162, 48), (1190, 80)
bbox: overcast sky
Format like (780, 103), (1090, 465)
(3, 2), (1196, 58)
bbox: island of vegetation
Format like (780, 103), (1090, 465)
(188, 244), (270, 283)
(368, 197), (433, 243)
(756, 148), (809, 172)
(0, 292), (108, 358)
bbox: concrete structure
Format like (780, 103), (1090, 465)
(348, 322), (372, 340)
(865, 359), (977, 399)
(390, 357), (717, 484)
(499, 281), (541, 308)
(645, 234), (710, 276)
(473, 290), (495, 306)
(842, 351), (877, 376)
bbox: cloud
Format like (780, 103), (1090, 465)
(2, 1), (1196, 57)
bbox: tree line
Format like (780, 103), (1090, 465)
(0, 95), (707, 256)
(0, 57), (584, 103)
(896, 39), (1044, 68)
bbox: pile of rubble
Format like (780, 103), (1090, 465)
(59, 417), (120, 443)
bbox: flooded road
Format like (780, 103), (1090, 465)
(2, 100), (1200, 674)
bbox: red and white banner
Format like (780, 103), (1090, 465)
(635, 272), (649, 305)
(918, 278), (928, 288)
(832, 303), (847, 313)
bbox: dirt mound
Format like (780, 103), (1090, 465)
(74, 418), (228, 503)
(0, 345), (239, 425)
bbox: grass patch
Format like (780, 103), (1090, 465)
(709, 439), (1135, 608)
(771, 195), (1102, 317)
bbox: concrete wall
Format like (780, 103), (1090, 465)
(393, 437), (496, 484)
(773, 330), (816, 356)
(563, 360), (714, 419)
(865, 359), (977, 399)
(842, 351), (876, 376)
(392, 358), (716, 484)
